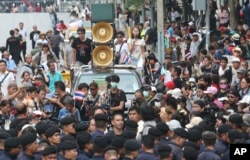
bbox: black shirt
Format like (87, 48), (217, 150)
(173, 77), (183, 89)
(145, 28), (155, 45)
(71, 38), (92, 65)
(6, 36), (20, 54)
(110, 89), (127, 115)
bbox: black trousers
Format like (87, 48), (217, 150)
(20, 42), (27, 60)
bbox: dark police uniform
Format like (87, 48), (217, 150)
(167, 141), (183, 160)
(77, 150), (91, 160)
(122, 157), (134, 160)
(91, 129), (104, 139)
(215, 139), (228, 157)
(91, 155), (104, 160)
(197, 148), (222, 160)
(0, 149), (4, 157)
(136, 151), (158, 160)
(17, 152), (35, 160)
(0, 151), (17, 160)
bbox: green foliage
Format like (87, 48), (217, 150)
(125, 0), (142, 9)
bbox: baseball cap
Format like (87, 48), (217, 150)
(204, 86), (218, 94)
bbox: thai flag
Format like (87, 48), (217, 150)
(122, 54), (131, 64)
(185, 52), (192, 60)
(74, 90), (85, 101)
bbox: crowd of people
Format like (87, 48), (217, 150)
(1, 1), (250, 160)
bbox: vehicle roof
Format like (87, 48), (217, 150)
(80, 67), (136, 74)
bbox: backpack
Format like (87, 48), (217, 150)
(140, 124), (154, 137)
(150, 28), (157, 43)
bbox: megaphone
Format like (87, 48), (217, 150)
(92, 46), (113, 66)
(92, 22), (113, 43)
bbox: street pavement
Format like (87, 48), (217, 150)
(0, 12), (71, 85)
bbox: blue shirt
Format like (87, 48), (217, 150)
(77, 150), (91, 160)
(58, 107), (81, 122)
(3, 58), (17, 70)
(198, 148), (222, 160)
(168, 27), (174, 37)
(91, 155), (104, 160)
(46, 71), (63, 92)
(91, 129), (104, 139)
(136, 152), (158, 160)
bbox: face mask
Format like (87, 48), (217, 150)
(143, 91), (149, 97)
(220, 84), (228, 89)
(177, 104), (181, 110)
(110, 82), (118, 88)
(34, 81), (41, 87)
(155, 101), (161, 107)
(31, 123), (36, 128)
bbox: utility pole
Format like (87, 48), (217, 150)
(205, 0), (210, 50)
(141, 0), (145, 23)
(157, 0), (165, 63)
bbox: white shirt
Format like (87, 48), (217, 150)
(190, 40), (200, 57)
(35, 39), (48, 48)
(0, 71), (15, 97)
(127, 38), (145, 58)
(115, 42), (130, 64)
(19, 28), (27, 41)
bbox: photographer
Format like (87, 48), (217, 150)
(82, 81), (101, 120)
(131, 89), (147, 109)
(108, 74), (127, 115)
(32, 65), (49, 87)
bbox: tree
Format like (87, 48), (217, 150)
(228, 0), (237, 30)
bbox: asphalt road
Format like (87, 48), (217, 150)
(0, 12), (71, 85)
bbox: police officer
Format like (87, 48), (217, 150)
(41, 145), (57, 160)
(91, 114), (108, 139)
(92, 136), (109, 160)
(0, 132), (11, 156)
(122, 139), (141, 160)
(17, 133), (38, 160)
(182, 146), (199, 160)
(0, 137), (20, 160)
(104, 146), (119, 160)
(215, 124), (232, 158)
(167, 128), (189, 160)
(76, 133), (93, 160)
(197, 131), (221, 160)
(137, 135), (158, 160)
(60, 116), (76, 138)
(59, 140), (78, 160)
(158, 144), (172, 160)
(184, 129), (202, 151)
(45, 126), (61, 147)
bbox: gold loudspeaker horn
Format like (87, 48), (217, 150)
(92, 22), (113, 43)
(92, 46), (113, 66)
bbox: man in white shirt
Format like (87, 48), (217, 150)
(19, 22), (27, 61)
(190, 32), (200, 62)
(0, 60), (15, 97)
(115, 31), (130, 64)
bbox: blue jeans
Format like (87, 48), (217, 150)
(130, 56), (140, 67)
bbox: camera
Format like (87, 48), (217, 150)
(37, 65), (43, 72)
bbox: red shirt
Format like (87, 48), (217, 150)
(56, 23), (67, 31)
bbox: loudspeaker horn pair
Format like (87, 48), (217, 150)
(92, 22), (113, 43)
(92, 46), (113, 67)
